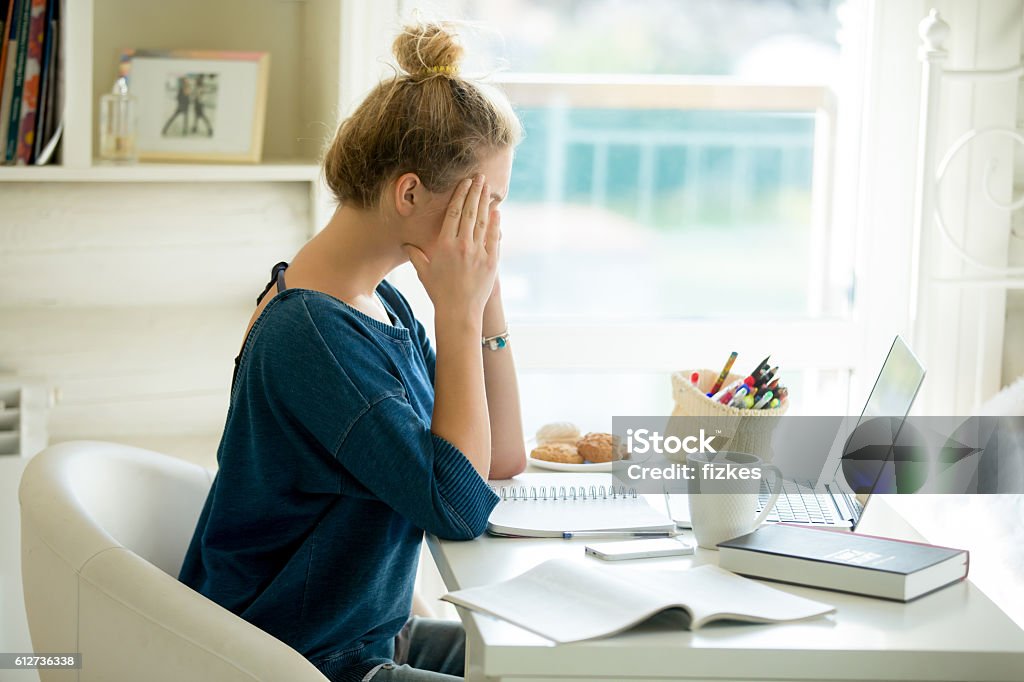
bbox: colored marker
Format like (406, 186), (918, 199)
(690, 371), (700, 386)
(753, 390), (774, 409)
(769, 398), (780, 408)
(742, 394), (756, 409)
(723, 382), (752, 404)
(709, 352), (738, 395)
(727, 386), (749, 407)
(711, 378), (744, 402)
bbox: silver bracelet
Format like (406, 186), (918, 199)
(482, 327), (510, 351)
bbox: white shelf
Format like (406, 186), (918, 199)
(1, 0), (341, 193)
(20, 0), (346, 179)
(0, 160), (321, 183)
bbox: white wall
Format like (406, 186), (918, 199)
(0, 181), (311, 460)
(1005, 24), (1024, 387)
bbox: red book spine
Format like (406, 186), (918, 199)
(14, 0), (44, 164)
(0, 0), (16, 94)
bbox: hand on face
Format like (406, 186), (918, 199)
(402, 173), (501, 320)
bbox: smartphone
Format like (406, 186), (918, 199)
(584, 537), (695, 561)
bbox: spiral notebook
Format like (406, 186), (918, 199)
(487, 473), (675, 538)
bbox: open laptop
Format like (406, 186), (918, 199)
(670, 335), (926, 531)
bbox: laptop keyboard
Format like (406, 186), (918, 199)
(757, 479), (838, 525)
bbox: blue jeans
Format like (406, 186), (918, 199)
(362, 617), (466, 681)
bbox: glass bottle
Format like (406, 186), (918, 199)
(98, 76), (138, 163)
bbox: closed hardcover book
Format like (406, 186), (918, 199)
(717, 523), (969, 602)
(14, 0), (45, 164)
(31, 0), (54, 162)
(3, 0), (28, 162)
(0, 0), (21, 150)
(32, 0), (56, 165)
(0, 0), (13, 91)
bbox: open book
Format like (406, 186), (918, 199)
(487, 473), (676, 538)
(443, 559), (835, 644)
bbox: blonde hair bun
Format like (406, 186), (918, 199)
(393, 21), (465, 77)
(322, 20), (521, 209)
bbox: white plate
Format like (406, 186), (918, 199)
(527, 454), (612, 472)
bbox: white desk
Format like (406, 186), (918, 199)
(427, 493), (1024, 681)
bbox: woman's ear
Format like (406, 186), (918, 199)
(394, 173), (422, 218)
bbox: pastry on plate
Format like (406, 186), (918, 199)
(576, 432), (619, 463)
(530, 442), (584, 465)
(535, 421), (581, 446)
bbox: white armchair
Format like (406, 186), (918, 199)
(18, 440), (329, 681)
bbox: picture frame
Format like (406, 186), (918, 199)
(117, 49), (270, 163)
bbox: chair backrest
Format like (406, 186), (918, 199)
(19, 440), (212, 576)
(19, 440), (328, 682)
(63, 442), (212, 575)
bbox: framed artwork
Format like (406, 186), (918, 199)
(118, 49), (270, 163)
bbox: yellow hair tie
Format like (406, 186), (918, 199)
(422, 64), (458, 76)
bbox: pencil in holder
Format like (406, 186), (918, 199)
(668, 369), (788, 462)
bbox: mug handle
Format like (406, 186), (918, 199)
(750, 464), (783, 529)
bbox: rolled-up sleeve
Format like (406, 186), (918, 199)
(336, 394), (499, 540)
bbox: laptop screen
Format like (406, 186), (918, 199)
(860, 336), (928, 424)
(830, 335), (926, 529)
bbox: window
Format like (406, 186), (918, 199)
(394, 0), (859, 426)
(496, 88), (835, 319)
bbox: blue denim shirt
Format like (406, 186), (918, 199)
(178, 279), (499, 682)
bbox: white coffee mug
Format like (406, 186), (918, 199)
(686, 450), (783, 549)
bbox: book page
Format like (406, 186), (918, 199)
(443, 558), (677, 643)
(626, 565), (836, 628)
(443, 559), (835, 644)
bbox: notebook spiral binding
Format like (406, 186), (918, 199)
(491, 484), (638, 501)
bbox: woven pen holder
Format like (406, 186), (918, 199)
(668, 369), (789, 462)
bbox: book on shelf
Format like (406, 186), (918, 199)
(486, 472), (676, 538)
(0, 0), (12, 95)
(443, 558), (836, 644)
(0, 0), (60, 167)
(0, 0), (26, 159)
(2, 0), (29, 162)
(716, 523), (969, 602)
(14, 0), (46, 164)
(31, 0), (55, 162)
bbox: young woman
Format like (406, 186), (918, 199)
(178, 21), (527, 682)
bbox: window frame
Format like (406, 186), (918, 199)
(348, 0), (877, 415)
